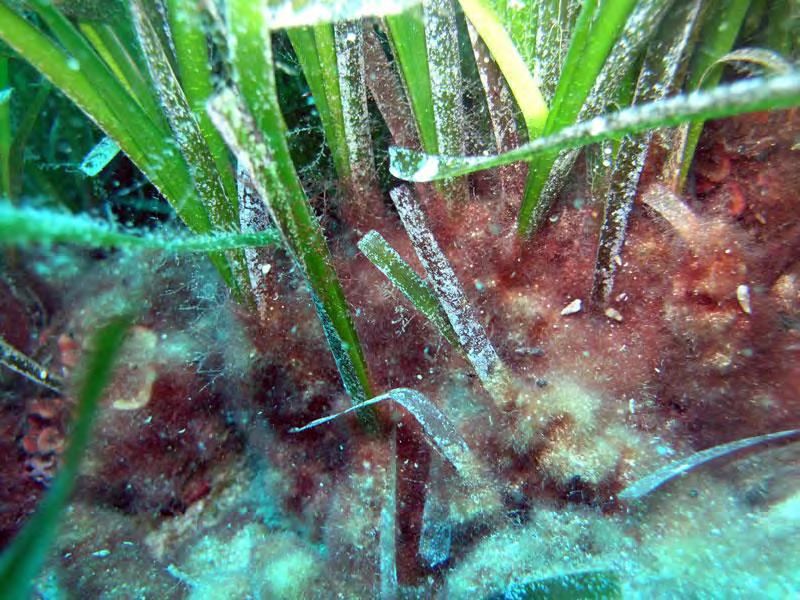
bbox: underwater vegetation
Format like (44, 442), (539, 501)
(0, 0), (800, 597)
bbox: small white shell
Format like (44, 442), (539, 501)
(737, 284), (752, 315)
(560, 298), (582, 316)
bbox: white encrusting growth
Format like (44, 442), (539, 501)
(423, 0), (464, 160)
(411, 155), (441, 182)
(390, 186), (506, 389)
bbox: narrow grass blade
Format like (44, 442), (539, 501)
(492, 0), (538, 74)
(658, 44), (795, 182)
(465, 22), (524, 200)
(149, 0), (180, 69)
(592, 0), (705, 305)
(418, 456), (452, 568)
(761, 0), (794, 55)
(222, 1), (378, 424)
(290, 387), (485, 483)
(705, 47), (795, 79)
(590, 137), (647, 306)
(288, 25), (351, 180)
(78, 21), (165, 127)
(424, 0), (464, 159)
(334, 20), (379, 198)
(534, 0), (622, 221)
(130, 0), (235, 232)
(22, 0), (184, 192)
(389, 73), (800, 181)
(518, 0), (639, 238)
(26, 0), (158, 133)
(685, 0), (754, 104)
(363, 25), (421, 149)
(130, 0), (248, 297)
(465, 22), (520, 153)
(166, 0), (238, 206)
(580, 0), (675, 122)
(619, 429), (800, 500)
(315, 22), (348, 153)
(458, 0), (547, 136)
(7, 80), (50, 200)
(0, 317), (131, 599)
(670, 0), (752, 190)
(521, 0), (676, 234)
(380, 430), (398, 600)
(224, 0), (378, 425)
(640, 183), (701, 241)
(0, 3), (222, 247)
(385, 6), (438, 154)
(1, 1), (240, 294)
(426, 0), (471, 201)
(237, 166), (275, 317)
(358, 230), (458, 346)
(543, 0), (599, 127)
(534, 0), (575, 105)
(208, 90), (376, 427)
(79, 136), (120, 176)
(0, 204), (280, 252)
(0, 335), (64, 393)
(390, 186), (511, 398)
(291, 20), (379, 202)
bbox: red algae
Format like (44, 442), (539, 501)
(1, 107), (800, 597)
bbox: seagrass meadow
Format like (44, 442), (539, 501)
(1, 0), (800, 597)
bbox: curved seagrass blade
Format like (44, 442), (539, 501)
(619, 428), (800, 500)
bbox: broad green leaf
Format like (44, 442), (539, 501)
(0, 317), (131, 599)
(358, 230), (458, 346)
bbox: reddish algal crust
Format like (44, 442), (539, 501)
(0, 111), (797, 592)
